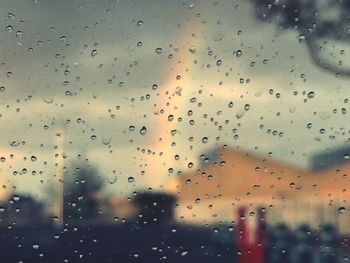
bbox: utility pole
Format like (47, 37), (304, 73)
(53, 129), (64, 227)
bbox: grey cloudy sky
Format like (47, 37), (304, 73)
(0, 0), (349, 200)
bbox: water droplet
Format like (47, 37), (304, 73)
(298, 34), (306, 42)
(139, 126), (147, 135)
(236, 111), (245, 119)
(155, 48), (163, 54)
(102, 136), (112, 145)
(108, 176), (117, 184)
(16, 31), (23, 39)
(9, 140), (20, 147)
(338, 207), (346, 214)
(91, 49), (97, 57)
(307, 91), (315, 99)
(181, 251), (188, 256)
(5, 25), (13, 32)
(168, 115), (174, 121)
(32, 244), (39, 249)
(128, 177), (135, 183)
(189, 46), (196, 54)
(235, 50), (242, 57)
(137, 20), (144, 27)
(8, 13), (15, 19)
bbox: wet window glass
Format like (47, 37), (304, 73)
(1, 0), (350, 262)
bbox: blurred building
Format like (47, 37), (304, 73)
(169, 145), (350, 233)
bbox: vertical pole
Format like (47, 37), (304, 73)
(236, 207), (250, 263)
(54, 129), (64, 227)
(317, 203), (324, 230)
(255, 207), (266, 263)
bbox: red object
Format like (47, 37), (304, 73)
(236, 207), (266, 263)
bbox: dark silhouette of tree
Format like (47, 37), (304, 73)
(0, 194), (47, 225)
(132, 191), (176, 225)
(63, 162), (104, 221)
(253, 0), (350, 77)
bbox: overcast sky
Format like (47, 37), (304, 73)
(0, 0), (349, 201)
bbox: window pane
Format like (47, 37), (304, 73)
(0, 0), (349, 262)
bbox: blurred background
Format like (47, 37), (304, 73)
(0, 0), (350, 262)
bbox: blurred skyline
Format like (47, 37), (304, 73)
(0, 0), (350, 200)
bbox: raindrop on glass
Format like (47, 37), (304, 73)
(155, 48), (163, 54)
(128, 177), (135, 183)
(140, 126), (147, 135)
(5, 25), (13, 32)
(338, 207), (346, 214)
(91, 49), (97, 57)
